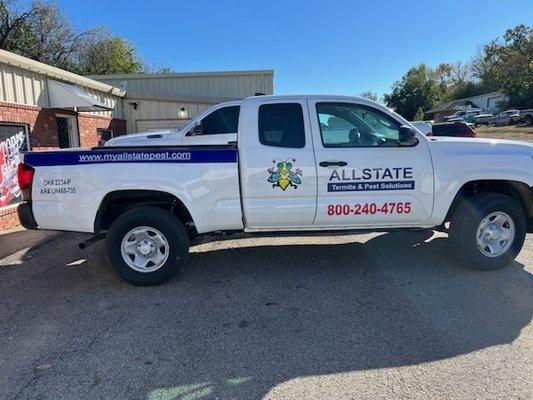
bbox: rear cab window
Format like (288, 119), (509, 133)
(258, 103), (305, 148)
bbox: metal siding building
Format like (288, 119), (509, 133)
(90, 70), (274, 133)
(88, 70), (273, 99)
(121, 94), (228, 133)
(0, 49), (127, 229)
(0, 50), (125, 119)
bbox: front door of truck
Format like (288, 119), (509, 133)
(239, 99), (317, 229)
(308, 100), (434, 227)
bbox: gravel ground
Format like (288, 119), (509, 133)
(0, 230), (531, 400)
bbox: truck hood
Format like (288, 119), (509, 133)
(428, 136), (533, 149)
(428, 136), (533, 186)
(105, 130), (181, 147)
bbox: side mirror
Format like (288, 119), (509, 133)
(186, 122), (203, 136)
(398, 125), (418, 146)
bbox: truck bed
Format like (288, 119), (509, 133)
(22, 145), (243, 233)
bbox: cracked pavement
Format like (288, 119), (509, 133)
(0, 230), (532, 399)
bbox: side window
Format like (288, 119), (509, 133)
(200, 106), (240, 134)
(258, 103), (305, 148)
(316, 102), (402, 147)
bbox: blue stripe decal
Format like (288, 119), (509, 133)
(23, 148), (237, 167)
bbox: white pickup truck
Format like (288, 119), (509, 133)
(17, 95), (533, 285)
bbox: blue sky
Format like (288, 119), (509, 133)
(57, 0), (532, 96)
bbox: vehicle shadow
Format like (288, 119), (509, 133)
(0, 231), (531, 400)
(155, 231), (532, 399)
(0, 228), (61, 260)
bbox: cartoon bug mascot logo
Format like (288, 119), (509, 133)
(267, 158), (302, 190)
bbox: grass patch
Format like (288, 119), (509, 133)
(475, 125), (533, 141)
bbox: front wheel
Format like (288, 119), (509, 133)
(105, 207), (189, 285)
(449, 193), (526, 270)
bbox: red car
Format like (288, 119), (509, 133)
(430, 121), (476, 138)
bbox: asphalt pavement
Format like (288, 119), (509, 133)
(0, 230), (531, 400)
(0, 227), (60, 260)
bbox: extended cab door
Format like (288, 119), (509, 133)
(239, 98), (317, 229)
(308, 99), (434, 227)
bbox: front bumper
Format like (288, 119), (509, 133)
(17, 202), (38, 230)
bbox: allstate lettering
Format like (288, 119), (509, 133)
(329, 167), (413, 182)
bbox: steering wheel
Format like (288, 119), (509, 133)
(374, 136), (387, 146)
(361, 130), (387, 146)
(348, 128), (361, 145)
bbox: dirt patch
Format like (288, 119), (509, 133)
(475, 125), (533, 141)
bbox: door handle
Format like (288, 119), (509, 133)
(319, 161), (347, 167)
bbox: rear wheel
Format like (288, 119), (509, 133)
(449, 193), (526, 270)
(105, 206), (189, 285)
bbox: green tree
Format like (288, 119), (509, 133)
(413, 107), (425, 121)
(1, 0), (92, 70)
(76, 30), (146, 75)
(0, 0), (147, 75)
(434, 62), (485, 100)
(359, 90), (379, 102)
(0, 0), (35, 51)
(151, 65), (175, 74)
(382, 24), (532, 113)
(475, 24), (533, 108)
(383, 63), (440, 120)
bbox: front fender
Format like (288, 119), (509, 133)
(429, 140), (533, 224)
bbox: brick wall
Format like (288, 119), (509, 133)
(78, 113), (127, 147)
(0, 205), (19, 231)
(0, 101), (127, 229)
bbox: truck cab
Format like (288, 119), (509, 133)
(238, 96), (432, 230)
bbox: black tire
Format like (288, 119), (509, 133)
(105, 206), (189, 285)
(449, 193), (526, 271)
(524, 115), (533, 126)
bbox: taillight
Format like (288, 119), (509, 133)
(17, 163), (35, 201)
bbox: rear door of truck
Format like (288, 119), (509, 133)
(238, 97), (317, 229)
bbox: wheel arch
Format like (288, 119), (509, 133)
(445, 179), (533, 225)
(94, 189), (197, 236)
